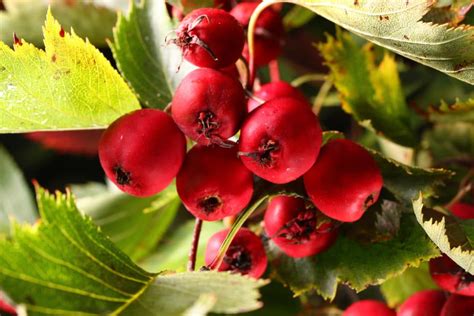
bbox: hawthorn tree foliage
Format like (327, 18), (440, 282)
(0, 0), (473, 315)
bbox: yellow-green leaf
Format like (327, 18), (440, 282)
(0, 10), (140, 133)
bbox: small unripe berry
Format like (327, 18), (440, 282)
(99, 109), (186, 197)
(176, 145), (254, 221)
(264, 196), (338, 258)
(174, 8), (244, 68)
(205, 228), (267, 278)
(398, 290), (447, 316)
(343, 300), (395, 316)
(239, 97), (322, 184)
(230, 3), (284, 66)
(304, 139), (383, 222)
(441, 295), (474, 316)
(429, 254), (474, 296)
(172, 68), (246, 146)
(248, 81), (307, 112)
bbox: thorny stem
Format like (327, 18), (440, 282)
(313, 79), (333, 115)
(445, 169), (474, 210)
(188, 218), (203, 272)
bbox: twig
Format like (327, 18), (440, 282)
(445, 169), (474, 209)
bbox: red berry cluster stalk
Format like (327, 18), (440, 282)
(98, 1), (384, 280)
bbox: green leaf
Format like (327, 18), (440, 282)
(371, 149), (452, 204)
(0, 186), (266, 315)
(413, 196), (474, 274)
(267, 213), (439, 300)
(74, 182), (180, 262)
(283, 5), (316, 30)
(380, 263), (438, 307)
(140, 220), (225, 272)
(111, 0), (195, 109)
(429, 98), (474, 123)
(322, 130), (345, 145)
(122, 272), (268, 315)
(290, 0), (474, 84)
(0, 0), (118, 47)
(0, 146), (36, 235)
(0, 10), (140, 133)
(318, 30), (421, 147)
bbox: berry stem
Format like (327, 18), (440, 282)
(291, 73), (326, 87)
(312, 79), (333, 115)
(188, 218), (203, 272)
(269, 60), (281, 82)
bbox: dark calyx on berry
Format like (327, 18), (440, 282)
(176, 15), (219, 61)
(197, 111), (219, 138)
(277, 209), (317, 244)
(113, 165), (131, 186)
(224, 245), (252, 274)
(198, 196), (222, 214)
(240, 139), (280, 167)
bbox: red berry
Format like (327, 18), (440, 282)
(26, 130), (103, 156)
(264, 196), (338, 258)
(429, 254), (474, 296)
(441, 295), (474, 316)
(343, 300), (395, 316)
(0, 298), (16, 316)
(219, 64), (240, 80)
(99, 109), (186, 197)
(248, 81), (307, 112)
(174, 8), (244, 68)
(304, 139), (383, 222)
(176, 145), (254, 221)
(398, 290), (447, 316)
(239, 97), (322, 184)
(449, 202), (474, 220)
(205, 228), (267, 278)
(230, 3), (284, 66)
(181, 0), (232, 11)
(171, 68), (246, 146)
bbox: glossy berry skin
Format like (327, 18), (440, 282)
(175, 8), (244, 68)
(176, 145), (254, 221)
(441, 295), (474, 316)
(343, 300), (395, 316)
(172, 68), (246, 146)
(239, 97), (322, 184)
(450, 202), (474, 220)
(398, 290), (447, 316)
(264, 196), (338, 258)
(248, 81), (307, 112)
(230, 3), (284, 66)
(99, 109), (186, 197)
(304, 139), (383, 222)
(205, 228), (267, 278)
(429, 254), (474, 296)
(0, 299), (16, 316)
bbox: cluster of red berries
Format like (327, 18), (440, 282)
(343, 254), (473, 315)
(99, 2), (384, 280)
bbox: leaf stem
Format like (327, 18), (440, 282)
(207, 195), (269, 270)
(188, 218), (203, 272)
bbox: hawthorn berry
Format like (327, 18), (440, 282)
(441, 295), (474, 316)
(171, 68), (246, 146)
(230, 2), (284, 66)
(176, 145), (253, 221)
(173, 8), (244, 68)
(450, 202), (474, 220)
(247, 81), (308, 112)
(26, 130), (103, 156)
(99, 109), (186, 197)
(205, 227), (267, 278)
(343, 300), (395, 316)
(304, 139), (383, 222)
(0, 298), (16, 316)
(264, 196), (338, 258)
(398, 290), (447, 316)
(429, 254), (474, 296)
(239, 97), (322, 184)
